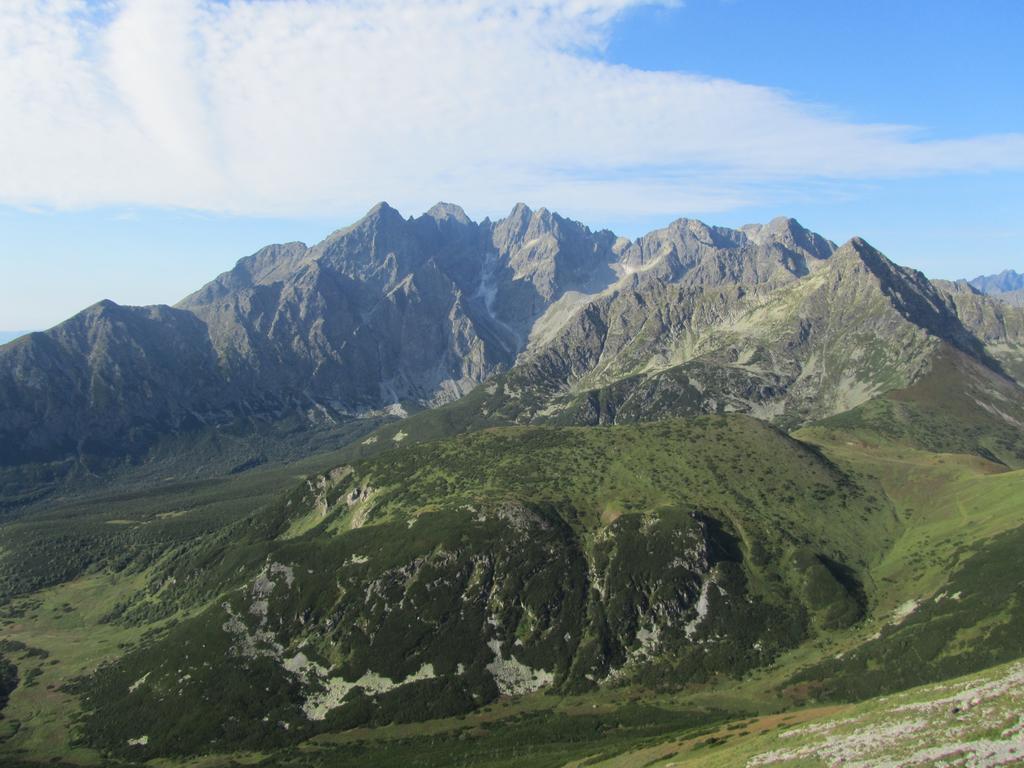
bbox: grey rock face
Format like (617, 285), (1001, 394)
(994, 289), (1024, 307)
(933, 278), (1024, 385)
(619, 215), (835, 287)
(2, 201), (1018, 476)
(0, 202), (625, 467)
(495, 238), (1024, 430)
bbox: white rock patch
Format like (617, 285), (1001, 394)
(128, 671), (151, 693)
(891, 599), (919, 625)
(222, 603), (283, 659)
(302, 663), (437, 721)
(685, 579), (713, 639)
(268, 562), (295, 588)
(384, 403), (408, 418)
(283, 652), (327, 678)
(485, 639), (553, 696)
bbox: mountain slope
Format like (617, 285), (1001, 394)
(2, 203), (1020, 514)
(18, 400), (1024, 763)
(0, 301), (228, 466)
(805, 344), (1024, 468)
(932, 278), (1024, 385)
(339, 238), (1024, 453)
(0, 206), (841, 493)
(0, 203), (625, 489)
(71, 416), (894, 757)
(993, 287), (1024, 307)
(587, 657), (1024, 768)
(505, 237), (960, 428)
(2, 350), (1024, 765)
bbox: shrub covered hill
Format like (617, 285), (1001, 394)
(74, 417), (892, 756)
(1, 204), (1024, 767)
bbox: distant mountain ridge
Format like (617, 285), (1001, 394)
(2, 202), (1024, 500)
(970, 268), (1024, 295)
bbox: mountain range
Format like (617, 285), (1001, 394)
(970, 268), (1024, 295)
(2, 203), (1023, 506)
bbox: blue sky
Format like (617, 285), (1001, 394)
(1, 0), (1021, 330)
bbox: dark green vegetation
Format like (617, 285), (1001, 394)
(0, 411), (388, 513)
(70, 417), (885, 758)
(0, 425), (391, 601)
(792, 524), (1024, 701)
(215, 704), (727, 768)
(0, 396), (1022, 766)
(0, 652), (16, 716)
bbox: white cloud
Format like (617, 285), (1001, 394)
(1, 0), (1022, 221)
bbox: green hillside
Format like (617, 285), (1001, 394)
(805, 344), (1024, 468)
(0, 417), (890, 760)
(0, 404), (1022, 766)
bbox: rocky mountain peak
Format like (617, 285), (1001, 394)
(492, 203), (536, 247)
(748, 217), (834, 261)
(318, 201), (407, 243)
(507, 202), (532, 221)
(827, 237), (999, 366)
(762, 215), (812, 239)
(763, 216), (805, 245)
(364, 200), (402, 220)
(424, 202), (471, 225)
(523, 206), (562, 240)
(88, 298), (120, 313)
(830, 237), (917, 288)
(842, 237), (937, 285)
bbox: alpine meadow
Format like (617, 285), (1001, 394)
(2, 2), (1024, 767)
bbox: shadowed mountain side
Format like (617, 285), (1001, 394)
(71, 417), (894, 757)
(0, 301), (228, 466)
(933, 278), (1024, 385)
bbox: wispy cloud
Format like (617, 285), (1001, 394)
(2, 0), (1022, 220)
